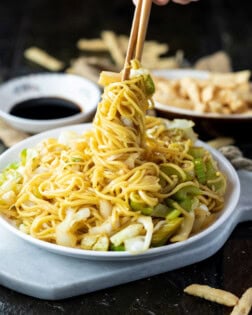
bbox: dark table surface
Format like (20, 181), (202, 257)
(0, 0), (252, 314)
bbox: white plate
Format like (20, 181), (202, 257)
(0, 123), (240, 261)
(0, 73), (101, 133)
(152, 69), (252, 120)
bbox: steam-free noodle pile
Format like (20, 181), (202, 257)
(0, 61), (226, 253)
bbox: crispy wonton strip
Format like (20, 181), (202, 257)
(24, 47), (64, 71)
(101, 31), (125, 68)
(230, 288), (252, 315)
(77, 38), (107, 51)
(184, 284), (239, 307)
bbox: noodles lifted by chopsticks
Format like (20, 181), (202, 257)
(0, 60), (226, 253)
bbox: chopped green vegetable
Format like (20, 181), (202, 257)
(71, 157), (83, 162)
(130, 200), (153, 215)
(207, 175), (226, 195)
(0, 174), (5, 186)
(166, 184), (201, 212)
(160, 163), (187, 181)
(165, 198), (178, 209)
(144, 74), (155, 95)
(203, 156), (226, 194)
(151, 217), (183, 247)
(20, 149), (27, 165)
(179, 197), (198, 212)
(6, 162), (19, 170)
(205, 156), (218, 179)
(188, 147), (206, 158)
(152, 203), (171, 218)
(165, 197), (191, 212)
(130, 199), (172, 218)
(173, 185), (201, 201)
(194, 158), (206, 184)
(110, 243), (125, 251)
(166, 209), (181, 221)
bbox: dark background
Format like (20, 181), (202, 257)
(1, 0), (252, 81)
(0, 0), (252, 314)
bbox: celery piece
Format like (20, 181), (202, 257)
(160, 163), (186, 181)
(166, 198), (188, 212)
(188, 147), (206, 158)
(135, 207), (153, 216)
(179, 198), (195, 212)
(71, 157), (83, 162)
(130, 200), (153, 215)
(165, 198), (178, 209)
(194, 158), (206, 184)
(165, 196), (196, 212)
(173, 185), (201, 212)
(204, 156), (226, 194)
(207, 175), (227, 195)
(151, 217), (183, 247)
(131, 199), (172, 218)
(130, 196), (178, 218)
(173, 185), (201, 201)
(205, 156), (218, 180)
(0, 174), (5, 186)
(20, 149), (27, 165)
(6, 162), (19, 170)
(110, 243), (125, 251)
(166, 209), (181, 221)
(165, 195), (198, 211)
(152, 203), (171, 218)
(144, 74), (155, 95)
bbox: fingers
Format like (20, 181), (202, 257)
(133, 0), (198, 5)
(133, 0), (170, 5)
(172, 0), (197, 4)
(152, 0), (170, 4)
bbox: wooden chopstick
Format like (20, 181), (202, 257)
(135, 0), (152, 61)
(122, 0), (152, 80)
(122, 0), (143, 80)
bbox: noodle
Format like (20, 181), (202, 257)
(0, 60), (227, 253)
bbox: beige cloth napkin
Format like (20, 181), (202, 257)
(0, 119), (29, 147)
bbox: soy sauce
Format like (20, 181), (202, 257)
(10, 97), (81, 120)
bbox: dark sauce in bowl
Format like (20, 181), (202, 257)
(10, 97), (81, 120)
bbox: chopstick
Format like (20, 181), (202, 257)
(122, 0), (152, 80)
(135, 0), (152, 60)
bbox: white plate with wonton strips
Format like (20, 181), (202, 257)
(0, 123), (241, 261)
(152, 69), (252, 119)
(152, 69), (252, 139)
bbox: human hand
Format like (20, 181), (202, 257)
(153, 0), (196, 4)
(133, 0), (198, 5)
